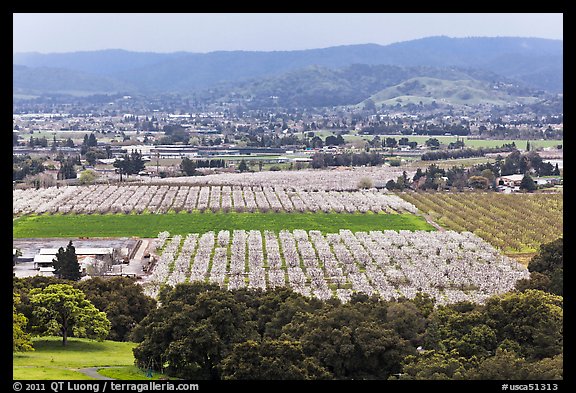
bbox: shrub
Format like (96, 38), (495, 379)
(357, 177), (373, 189)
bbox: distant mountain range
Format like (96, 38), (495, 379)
(13, 36), (563, 106)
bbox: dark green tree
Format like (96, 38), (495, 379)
(528, 238), (563, 277)
(463, 349), (562, 380)
(88, 133), (98, 147)
(129, 150), (146, 174)
(385, 179), (398, 191)
(520, 173), (537, 192)
(238, 159), (248, 173)
(385, 300), (427, 346)
(78, 277), (157, 341)
(412, 168), (425, 182)
(254, 289), (325, 339)
(81, 134), (89, 155)
(516, 272), (552, 293)
(131, 282), (258, 380)
(425, 138), (440, 149)
(180, 157), (198, 176)
(424, 302), (498, 359)
(219, 339), (331, 380)
(84, 150), (97, 167)
(113, 150), (146, 180)
(58, 158), (77, 180)
(483, 290), (563, 360)
(325, 134), (344, 146)
(284, 301), (414, 379)
(517, 238), (563, 295)
(113, 154), (130, 181)
(501, 150), (522, 175)
(398, 349), (472, 380)
(385, 137), (398, 148)
(52, 241), (81, 281)
(310, 136), (323, 148)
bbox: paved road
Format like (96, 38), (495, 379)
(77, 367), (115, 380)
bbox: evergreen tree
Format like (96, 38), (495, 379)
(113, 155), (130, 181)
(58, 158), (77, 180)
(520, 174), (537, 192)
(88, 133), (98, 147)
(52, 241), (82, 281)
(129, 150), (146, 174)
(180, 157), (198, 176)
(238, 160), (248, 172)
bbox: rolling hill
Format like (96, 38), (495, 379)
(210, 64), (544, 108)
(362, 76), (541, 108)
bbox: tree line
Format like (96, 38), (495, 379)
(385, 151), (560, 192)
(310, 151), (386, 169)
(421, 145), (515, 161)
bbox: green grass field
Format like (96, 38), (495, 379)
(412, 156), (497, 168)
(13, 337), (138, 380)
(343, 134), (562, 149)
(13, 211), (434, 238)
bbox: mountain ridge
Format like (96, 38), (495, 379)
(13, 36), (563, 101)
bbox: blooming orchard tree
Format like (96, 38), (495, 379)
(14, 185), (418, 215)
(141, 229), (529, 306)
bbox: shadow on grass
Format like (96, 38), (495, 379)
(31, 338), (110, 353)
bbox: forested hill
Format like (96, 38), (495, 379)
(13, 36), (562, 100)
(207, 64), (548, 108)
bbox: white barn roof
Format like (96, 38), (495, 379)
(33, 254), (56, 263)
(500, 174), (524, 181)
(39, 248), (113, 255)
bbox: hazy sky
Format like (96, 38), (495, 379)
(13, 13), (563, 54)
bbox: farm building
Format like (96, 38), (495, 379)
(33, 247), (116, 276)
(534, 177), (562, 186)
(13, 238), (142, 279)
(498, 174), (524, 187)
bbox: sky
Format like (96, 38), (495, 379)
(13, 13), (563, 54)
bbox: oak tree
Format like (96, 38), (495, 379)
(30, 284), (110, 346)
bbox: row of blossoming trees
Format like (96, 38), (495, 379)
(142, 229), (528, 305)
(13, 185), (418, 215)
(158, 165), (410, 190)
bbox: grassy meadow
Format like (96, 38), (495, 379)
(342, 134), (562, 150)
(13, 211), (434, 238)
(13, 337), (145, 380)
